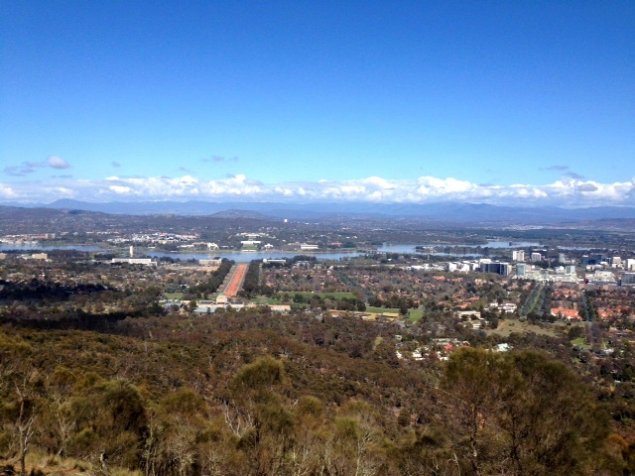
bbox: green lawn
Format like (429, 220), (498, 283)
(253, 295), (284, 305)
(280, 291), (357, 300)
(408, 308), (424, 322)
(571, 337), (591, 349)
(260, 291), (359, 307)
(366, 306), (421, 320)
(487, 319), (560, 338)
(164, 292), (184, 300)
(366, 306), (401, 315)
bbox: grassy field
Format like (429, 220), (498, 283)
(253, 295), (284, 305)
(20, 450), (142, 476)
(487, 319), (562, 338)
(408, 308), (424, 322)
(251, 298), (421, 321)
(164, 292), (184, 300)
(571, 336), (591, 349)
(366, 306), (402, 316)
(279, 291), (358, 300)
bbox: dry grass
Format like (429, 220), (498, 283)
(7, 451), (143, 476)
(486, 319), (564, 338)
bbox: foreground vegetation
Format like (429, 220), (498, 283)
(0, 309), (633, 475)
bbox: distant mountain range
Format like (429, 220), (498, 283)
(4, 199), (634, 224)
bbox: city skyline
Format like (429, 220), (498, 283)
(1, 1), (634, 205)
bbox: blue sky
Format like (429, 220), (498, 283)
(1, 1), (634, 205)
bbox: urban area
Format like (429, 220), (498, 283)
(0, 206), (634, 475)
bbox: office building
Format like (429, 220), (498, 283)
(512, 250), (525, 262)
(480, 262), (511, 277)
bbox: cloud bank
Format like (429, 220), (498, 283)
(2, 174), (635, 207)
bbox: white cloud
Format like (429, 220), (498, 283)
(362, 176), (396, 190)
(0, 183), (16, 198)
(1, 173), (635, 206)
(47, 156), (70, 169)
(50, 186), (75, 197)
(416, 176), (476, 195)
(109, 185), (132, 195)
(103, 174), (264, 198)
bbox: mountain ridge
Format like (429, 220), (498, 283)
(3, 200), (635, 224)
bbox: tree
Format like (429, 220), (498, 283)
(13, 372), (38, 476)
(228, 357), (293, 476)
(46, 366), (77, 458)
(0, 334), (39, 476)
(442, 348), (610, 475)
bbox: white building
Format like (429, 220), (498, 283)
(111, 258), (155, 266)
(200, 258), (222, 266)
(512, 250), (525, 262)
(586, 270), (616, 285)
(489, 302), (517, 314)
(263, 258), (287, 265)
(23, 253), (48, 261)
(531, 252), (542, 262)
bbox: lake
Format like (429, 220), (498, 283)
(378, 240), (542, 255)
(147, 250), (365, 263)
(0, 242), (365, 262)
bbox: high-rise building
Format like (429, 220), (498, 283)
(582, 254), (608, 266)
(480, 262), (511, 276)
(611, 256), (622, 267)
(512, 250), (525, 262)
(516, 263), (527, 277)
(531, 252), (542, 262)
(627, 259), (635, 271)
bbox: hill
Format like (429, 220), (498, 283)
(4, 200), (635, 226)
(0, 309), (632, 475)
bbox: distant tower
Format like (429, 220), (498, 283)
(130, 245), (134, 258)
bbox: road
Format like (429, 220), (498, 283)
(223, 263), (248, 298)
